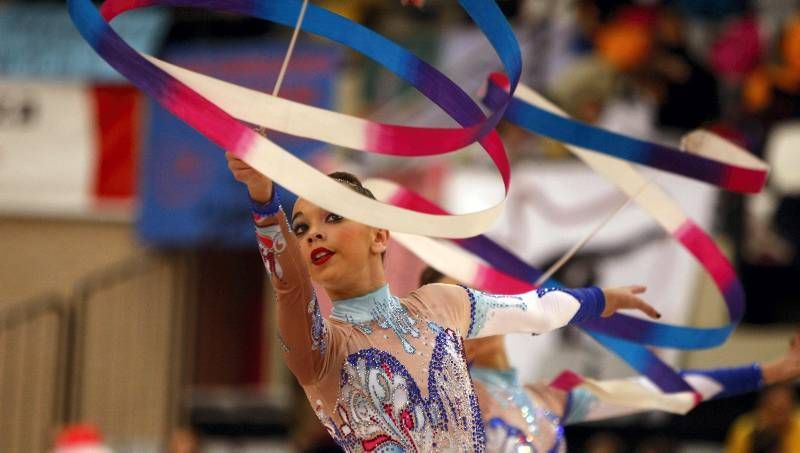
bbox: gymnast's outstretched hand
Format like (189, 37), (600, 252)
(762, 328), (800, 385)
(601, 285), (661, 319)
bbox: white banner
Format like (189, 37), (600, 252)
(0, 80), (96, 216)
(443, 162), (717, 382)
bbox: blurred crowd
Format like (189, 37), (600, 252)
(524, 0), (800, 327)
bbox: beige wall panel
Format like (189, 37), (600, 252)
(0, 218), (137, 308)
(0, 313), (64, 453)
(78, 258), (180, 446)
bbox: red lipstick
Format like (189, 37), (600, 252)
(311, 247), (335, 266)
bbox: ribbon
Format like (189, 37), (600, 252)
(368, 77), (767, 410)
(70, 0), (521, 238)
(69, 0), (768, 415)
(483, 75), (768, 193)
(374, 182), (700, 412)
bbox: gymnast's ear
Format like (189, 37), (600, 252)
(371, 228), (390, 255)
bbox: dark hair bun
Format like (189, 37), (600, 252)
(418, 266), (445, 286)
(327, 171), (376, 200)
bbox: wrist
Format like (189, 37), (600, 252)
(563, 287), (605, 324)
(250, 191), (281, 222)
(762, 359), (797, 385)
(248, 183), (273, 204)
(600, 288), (612, 317)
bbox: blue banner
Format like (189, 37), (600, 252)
(137, 40), (341, 247)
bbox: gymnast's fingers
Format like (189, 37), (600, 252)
(630, 285), (647, 294)
(634, 297), (661, 319)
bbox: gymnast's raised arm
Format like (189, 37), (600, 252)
(227, 152), (329, 385)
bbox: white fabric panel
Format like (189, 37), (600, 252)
(0, 80), (95, 216)
(477, 290), (580, 337)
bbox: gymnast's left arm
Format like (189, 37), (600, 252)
(561, 328), (800, 424)
(427, 283), (660, 339)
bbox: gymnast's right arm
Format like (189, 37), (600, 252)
(562, 328), (800, 424)
(227, 152), (329, 385)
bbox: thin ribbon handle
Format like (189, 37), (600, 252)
(255, 0), (308, 139)
(273, 0), (309, 97)
(534, 176), (654, 286)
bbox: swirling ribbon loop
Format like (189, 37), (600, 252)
(484, 74), (768, 193)
(71, 0), (522, 238)
(70, 0), (768, 415)
(367, 75), (767, 410)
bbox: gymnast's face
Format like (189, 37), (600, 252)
(291, 198), (389, 298)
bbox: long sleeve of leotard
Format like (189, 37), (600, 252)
(252, 193), (329, 385)
(463, 286), (605, 338)
(562, 363), (764, 424)
(417, 284), (605, 339)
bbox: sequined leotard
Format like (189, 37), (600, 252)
(251, 195), (608, 452)
(472, 367), (566, 453)
(470, 363), (766, 453)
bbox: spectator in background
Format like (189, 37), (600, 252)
(549, 55), (616, 124)
(726, 384), (800, 453)
(647, 8), (721, 131)
(573, 0), (635, 54)
(742, 15), (800, 123)
(732, 14), (800, 324)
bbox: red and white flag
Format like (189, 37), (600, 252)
(0, 80), (139, 218)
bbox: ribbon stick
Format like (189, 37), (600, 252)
(534, 178), (650, 287)
(254, 0), (309, 139)
(272, 0), (309, 97)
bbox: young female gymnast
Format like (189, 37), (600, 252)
(226, 153), (661, 452)
(419, 267), (800, 453)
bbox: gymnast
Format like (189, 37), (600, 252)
(226, 153), (660, 452)
(419, 266), (800, 452)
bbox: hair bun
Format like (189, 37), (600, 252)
(328, 171), (376, 200)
